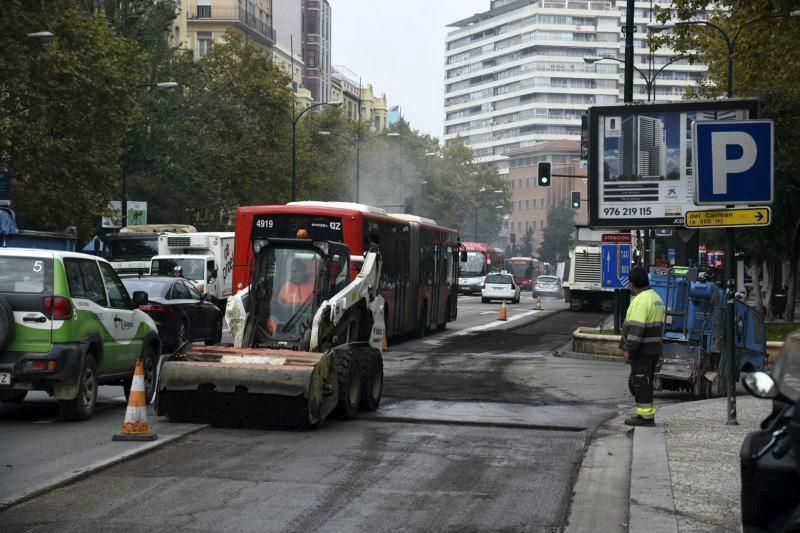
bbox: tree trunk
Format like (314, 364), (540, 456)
(786, 218), (800, 322)
(752, 253), (764, 317)
(787, 253), (798, 322)
(764, 260), (775, 322)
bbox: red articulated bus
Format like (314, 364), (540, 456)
(458, 242), (505, 294)
(506, 257), (554, 291)
(232, 202), (460, 339)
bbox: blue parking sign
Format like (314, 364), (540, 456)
(693, 120), (773, 205)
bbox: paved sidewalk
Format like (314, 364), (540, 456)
(630, 396), (772, 532)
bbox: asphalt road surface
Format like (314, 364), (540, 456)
(1, 296), (639, 532)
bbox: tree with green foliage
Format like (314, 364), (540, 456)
(1, 0), (144, 239)
(126, 31), (296, 228)
(538, 203), (575, 263)
(417, 139), (511, 242)
(653, 1), (800, 319)
(518, 226), (535, 257)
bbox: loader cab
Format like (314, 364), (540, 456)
(249, 239), (350, 350)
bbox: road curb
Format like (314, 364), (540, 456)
(554, 349), (626, 363)
(629, 425), (678, 533)
(0, 423), (207, 512)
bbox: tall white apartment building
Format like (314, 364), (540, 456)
(443, 0), (707, 166)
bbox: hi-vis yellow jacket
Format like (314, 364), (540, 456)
(620, 288), (665, 357)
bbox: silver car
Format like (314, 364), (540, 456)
(533, 275), (563, 299)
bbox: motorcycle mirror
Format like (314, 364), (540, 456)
(741, 371), (778, 399)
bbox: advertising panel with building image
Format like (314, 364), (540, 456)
(588, 99), (760, 228)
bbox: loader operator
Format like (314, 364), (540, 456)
(621, 266), (665, 427)
(265, 258), (316, 336)
(278, 259), (315, 305)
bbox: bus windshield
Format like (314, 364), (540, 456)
(460, 251), (485, 278)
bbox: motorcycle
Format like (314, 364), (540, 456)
(740, 331), (800, 533)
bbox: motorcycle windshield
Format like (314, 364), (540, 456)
(773, 331), (800, 402)
(251, 247), (324, 347)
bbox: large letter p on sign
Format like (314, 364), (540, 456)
(711, 131), (757, 195)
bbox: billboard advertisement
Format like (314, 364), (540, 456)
(588, 99), (760, 228)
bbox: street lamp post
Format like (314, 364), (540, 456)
(287, 100), (342, 202)
(121, 81), (178, 227)
(648, 11), (800, 425)
(318, 129), (400, 202)
(473, 187), (504, 241)
(583, 54), (691, 101)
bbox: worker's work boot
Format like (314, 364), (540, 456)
(624, 415), (655, 427)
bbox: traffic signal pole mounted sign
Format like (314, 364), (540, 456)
(692, 118), (774, 427)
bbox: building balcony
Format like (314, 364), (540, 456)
(187, 2), (275, 47)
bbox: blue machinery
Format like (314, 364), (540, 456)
(649, 267), (766, 399)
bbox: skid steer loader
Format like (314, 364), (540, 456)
(155, 235), (385, 428)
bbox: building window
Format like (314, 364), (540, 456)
(197, 32), (212, 59)
(196, 0), (211, 18)
(540, 220), (544, 230)
(540, 198), (544, 208)
(525, 200), (530, 209)
(526, 178), (530, 188)
(307, 13), (318, 33)
(307, 52), (317, 68)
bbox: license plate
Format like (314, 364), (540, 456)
(0, 372), (10, 385)
(493, 287), (503, 291)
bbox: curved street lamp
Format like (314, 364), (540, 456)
(583, 54), (691, 102)
(121, 81), (179, 227)
(0, 31), (54, 41)
(647, 11), (800, 97)
(290, 101), (342, 201)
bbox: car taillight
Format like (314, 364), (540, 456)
(43, 296), (72, 320)
(140, 304), (168, 313)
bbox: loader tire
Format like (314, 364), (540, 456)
(358, 348), (383, 412)
(333, 350), (361, 419)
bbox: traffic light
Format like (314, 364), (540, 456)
(537, 162), (551, 187)
(571, 190), (581, 209)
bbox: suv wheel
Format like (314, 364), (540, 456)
(142, 344), (158, 403)
(59, 355), (98, 421)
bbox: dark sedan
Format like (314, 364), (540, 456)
(122, 276), (223, 352)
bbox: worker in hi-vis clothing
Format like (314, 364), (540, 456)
(620, 266), (665, 427)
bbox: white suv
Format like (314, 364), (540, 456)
(481, 272), (520, 304)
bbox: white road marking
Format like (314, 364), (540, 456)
(479, 311), (495, 315)
(453, 310), (542, 336)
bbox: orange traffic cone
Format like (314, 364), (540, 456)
(498, 301), (508, 321)
(534, 295), (543, 311)
(113, 359), (157, 442)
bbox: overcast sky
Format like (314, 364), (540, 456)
(329, 0), (489, 142)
